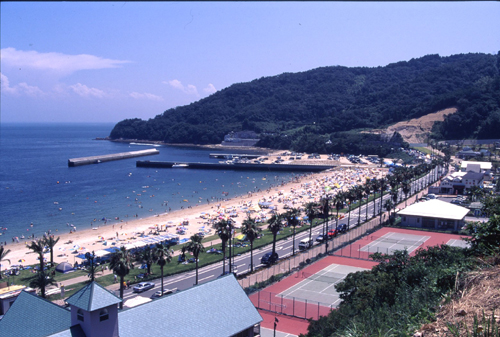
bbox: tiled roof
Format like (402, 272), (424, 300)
(0, 290), (71, 337)
(66, 281), (122, 311)
(47, 325), (86, 337)
(118, 274), (262, 337)
(398, 199), (469, 220)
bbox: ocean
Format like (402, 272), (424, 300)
(0, 123), (296, 240)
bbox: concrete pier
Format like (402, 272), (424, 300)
(69, 149), (159, 167)
(136, 160), (336, 172)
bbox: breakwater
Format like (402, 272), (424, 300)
(136, 160), (336, 172)
(68, 149), (159, 167)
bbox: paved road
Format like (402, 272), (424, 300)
(116, 168), (443, 301)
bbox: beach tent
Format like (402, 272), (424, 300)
(55, 262), (74, 273)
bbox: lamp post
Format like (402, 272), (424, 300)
(273, 317), (279, 337)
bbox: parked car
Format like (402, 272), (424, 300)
(337, 223), (347, 233)
(261, 252), (279, 265)
(316, 235), (325, 243)
(327, 229), (338, 238)
(298, 238), (313, 250)
(133, 282), (155, 293)
(151, 289), (175, 298)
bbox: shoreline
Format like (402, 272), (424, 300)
(3, 166), (387, 268)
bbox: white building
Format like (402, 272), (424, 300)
(397, 199), (470, 231)
(460, 161), (492, 173)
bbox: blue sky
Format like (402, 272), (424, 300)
(1, 2), (499, 124)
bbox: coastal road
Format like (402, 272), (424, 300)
(117, 169), (442, 302)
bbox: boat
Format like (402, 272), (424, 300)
(172, 163), (189, 168)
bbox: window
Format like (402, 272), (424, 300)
(77, 309), (84, 322)
(99, 309), (109, 322)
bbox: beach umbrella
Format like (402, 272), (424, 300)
(19, 259), (26, 263)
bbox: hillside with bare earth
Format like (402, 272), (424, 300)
(368, 108), (457, 144)
(415, 264), (500, 336)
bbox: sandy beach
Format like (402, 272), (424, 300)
(4, 164), (387, 268)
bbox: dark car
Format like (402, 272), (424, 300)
(261, 252), (279, 265)
(337, 223), (347, 233)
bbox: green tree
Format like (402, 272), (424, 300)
(402, 180), (411, 208)
(135, 244), (155, 275)
(355, 185), (365, 227)
(153, 242), (172, 294)
(285, 208), (300, 255)
(241, 215), (261, 272)
(27, 239), (46, 273)
(363, 179), (372, 221)
(185, 234), (204, 284)
(304, 202), (320, 243)
(84, 251), (100, 282)
(465, 215), (500, 255)
(268, 213), (284, 257)
(334, 192), (345, 232)
(29, 270), (56, 299)
(384, 199), (394, 225)
(321, 196), (331, 253)
(43, 235), (60, 267)
(109, 246), (134, 308)
(0, 246), (11, 280)
(378, 177), (387, 224)
(214, 219), (232, 274)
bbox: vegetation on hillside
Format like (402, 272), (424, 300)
(110, 52), (500, 153)
(302, 196), (500, 337)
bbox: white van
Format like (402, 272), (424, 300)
(298, 238), (313, 250)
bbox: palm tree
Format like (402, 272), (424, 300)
(402, 180), (411, 208)
(355, 185), (364, 227)
(109, 246), (134, 308)
(135, 245), (155, 275)
(27, 239), (46, 273)
(364, 179), (372, 221)
(241, 215), (260, 273)
(384, 199), (394, 225)
(290, 208), (301, 255)
(43, 235), (60, 267)
(185, 234), (204, 285)
(214, 219), (232, 274)
(268, 213), (283, 257)
(0, 246), (11, 280)
(29, 270), (55, 298)
(372, 178), (380, 219)
(27, 239), (53, 298)
(345, 189), (356, 230)
(391, 187), (399, 220)
(84, 251), (100, 282)
(320, 196), (331, 253)
(378, 177), (387, 224)
(334, 192), (345, 232)
(153, 242), (172, 294)
(304, 202), (319, 243)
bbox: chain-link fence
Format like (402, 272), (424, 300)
(250, 289), (334, 320)
(238, 214), (384, 291)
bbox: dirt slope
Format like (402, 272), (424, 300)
(369, 108), (457, 144)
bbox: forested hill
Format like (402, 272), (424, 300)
(110, 52), (500, 153)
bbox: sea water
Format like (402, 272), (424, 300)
(0, 123), (296, 241)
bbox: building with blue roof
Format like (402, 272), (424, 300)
(0, 275), (262, 337)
